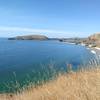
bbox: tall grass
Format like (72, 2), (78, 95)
(0, 54), (100, 100)
(1, 62), (59, 93)
(0, 66), (100, 100)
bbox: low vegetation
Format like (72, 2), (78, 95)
(0, 66), (100, 100)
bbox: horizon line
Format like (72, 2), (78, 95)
(0, 26), (93, 38)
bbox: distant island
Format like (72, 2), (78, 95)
(8, 35), (48, 40)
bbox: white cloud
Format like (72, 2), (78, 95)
(0, 26), (68, 33)
(0, 26), (89, 38)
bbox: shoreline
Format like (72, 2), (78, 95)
(63, 41), (100, 56)
(64, 42), (100, 59)
(86, 46), (100, 56)
(82, 44), (100, 57)
(72, 42), (100, 56)
(65, 42), (100, 56)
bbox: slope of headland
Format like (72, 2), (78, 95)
(82, 33), (100, 47)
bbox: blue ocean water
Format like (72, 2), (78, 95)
(0, 39), (94, 92)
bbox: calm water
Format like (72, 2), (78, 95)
(0, 39), (94, 92)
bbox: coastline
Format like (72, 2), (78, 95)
(92, 47), (100, 55)
(64, 41), (100, 61)
(81, 44), (100, 64)
(87, 46), (100, 56)
(74, 42), (100, 56)
(66, 42), (100, 56)
(63, 41), (100, 56)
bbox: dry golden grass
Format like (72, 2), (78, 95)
(0, 67), (100, 100)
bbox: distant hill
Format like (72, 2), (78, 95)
(8, 35), (48, 40)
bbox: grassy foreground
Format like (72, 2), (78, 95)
(0, 67), (100, 100)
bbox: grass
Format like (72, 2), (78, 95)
(0, 66), (100, 100)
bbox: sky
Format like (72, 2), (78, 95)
(0, 0), (100, 38)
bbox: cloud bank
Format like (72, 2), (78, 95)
(0, 26), (89, 38)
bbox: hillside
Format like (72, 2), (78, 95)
(82, 33), (100, 47)
(89, 33), (100, 40)
(0, 67), (100, 100)
(8, 35), (48, 40)
(88, 33), (100, 47)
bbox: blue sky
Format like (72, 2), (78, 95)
(0, 0), (100, 38)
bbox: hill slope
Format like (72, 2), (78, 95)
(89, 33), (100, 47)
(0, 68), (100, 100)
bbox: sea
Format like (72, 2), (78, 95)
(0, 38), (96, 92)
